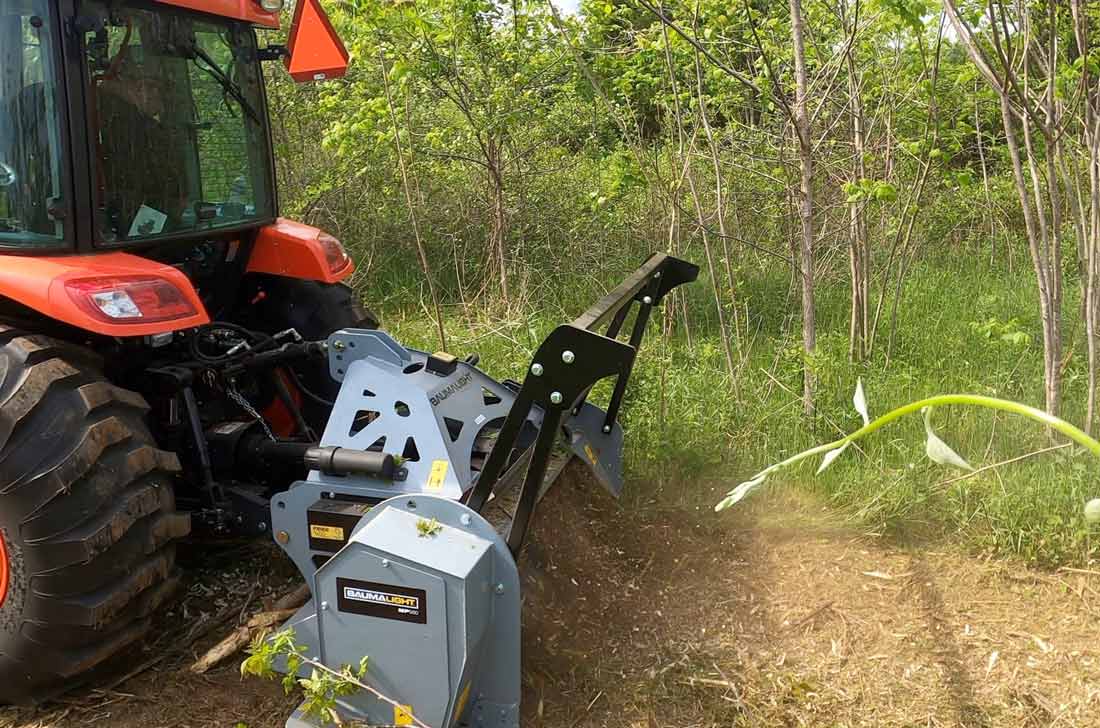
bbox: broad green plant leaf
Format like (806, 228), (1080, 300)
(922, 407), (974, 471)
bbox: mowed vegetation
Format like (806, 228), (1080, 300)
(266, 0), (1100, 567)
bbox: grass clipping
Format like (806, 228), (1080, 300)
(716, 378), (1100, 521)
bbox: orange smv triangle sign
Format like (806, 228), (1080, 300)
(285, 0), (349, 82)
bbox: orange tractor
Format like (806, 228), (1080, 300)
(0, 0), (697, 715)
(0, 0), (365, 700)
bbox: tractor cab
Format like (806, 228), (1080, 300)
(0, 0), (344, 253)
(0, 0), (64, 246)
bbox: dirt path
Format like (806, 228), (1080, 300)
(2, 478), (1098, 727)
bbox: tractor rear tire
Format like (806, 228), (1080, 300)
(0, 329), (190, 703)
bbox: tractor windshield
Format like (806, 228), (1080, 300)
(0, 0), (66, 248)
(83, 2), (274, 243)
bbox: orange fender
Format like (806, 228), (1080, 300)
(247, 218), (355, 284)
(0, 253), (210, 337)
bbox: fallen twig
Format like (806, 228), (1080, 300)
(788, 600), (835, 630)
(273, 583), (311, 612)
(191, 609), (298, 674)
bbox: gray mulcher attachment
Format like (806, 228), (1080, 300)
(271, 253), (698, 728)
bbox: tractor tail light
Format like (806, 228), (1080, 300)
(65, 276), (198, 324)
(317, 232), (350, 273)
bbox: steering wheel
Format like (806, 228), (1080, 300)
(0, 161), (15, 187)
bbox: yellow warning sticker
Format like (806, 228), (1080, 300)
(309, 524), (345, 541)
(453, 682), (472, 724)
(394, 704), (414, 726)
(584, 444), (598, 466)
(427, 459), (449, 491)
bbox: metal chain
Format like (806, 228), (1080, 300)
(227, 384), (277, 442)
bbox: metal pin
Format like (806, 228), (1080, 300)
(550, 391), (563, 405)
(495, 583), (505, 594)
(530, 363), (544, 376)
(642, 295), (653, 305)
(602, 425), (612, 434)
(561, 350), (575, 364)
(381, 559), (390, 567)
(332, 340), (346, 351)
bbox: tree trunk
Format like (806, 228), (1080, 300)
(487, 137), (509, 303)
(846, 34), (867, 362)
(943, 0), (1063, 416)
(790, 0), (816, 417)
(1001, 98), (1060, 416)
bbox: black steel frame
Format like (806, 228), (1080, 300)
(465, 252), (698, 555)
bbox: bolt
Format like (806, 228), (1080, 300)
(276, 530), (291, 545)
(550, 391), (563, 405)
(602, 424), (612, 434)
(642, 295), (653, 305)
(332, 340), (346, 351)
(257, 522), (267, 532)
(320, 601), (329, 611)
(495, 583), (505, 594)
(561, 350), (575, 364)
(460, 514), (472, 526)
(530, 363), (544, 376)
(654, 271), (662, 279)
(381, 559), (390, 568)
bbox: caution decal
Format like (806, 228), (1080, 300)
(309, 524), (345, 541)
(426, 459), (448, 491)
(394, 704), (415, 726)
(336, 577), (427, 624)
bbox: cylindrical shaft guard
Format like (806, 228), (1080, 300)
(304, 446), (395, 479)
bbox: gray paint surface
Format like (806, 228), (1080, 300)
(282, 495), (521, 728)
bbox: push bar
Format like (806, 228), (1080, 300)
(465, 253), (698, 555)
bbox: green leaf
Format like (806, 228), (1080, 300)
(873, 183), (897, 202)
(417, 517), (443, 537)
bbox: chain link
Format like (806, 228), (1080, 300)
(227, 384), (277, 442)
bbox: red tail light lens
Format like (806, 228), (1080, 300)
(65, 276), (198, 324)
(317, 232), (350, 273)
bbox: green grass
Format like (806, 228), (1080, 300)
(365, 253), (1100, 568)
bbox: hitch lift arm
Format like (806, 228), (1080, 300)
(466, 252), (698, 554)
